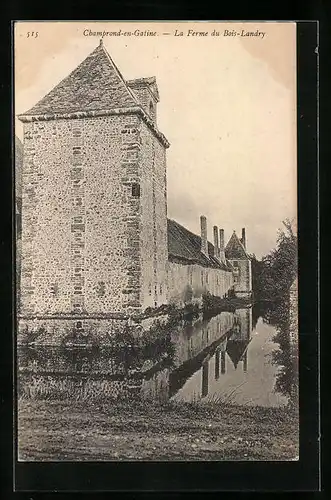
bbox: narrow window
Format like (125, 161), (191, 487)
(149, 101), (154, 116)
(96, 281), (106, 296)
(76, 321), (82, 329)
(233, 260), (238, 267)
(131, 183), (141, 198)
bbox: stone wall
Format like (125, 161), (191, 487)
(129, 86), (157, 122)
(83, 114), (143, 315)
(229, 259), (252, 296)
(167, 260), (234, 307)
(20, 113), (168, 328)
(20, 120), (73, 316)
(17, 316), (129, 346)
(139, 121), (168, 311)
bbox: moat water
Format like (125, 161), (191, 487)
(17, 302), (298, 408)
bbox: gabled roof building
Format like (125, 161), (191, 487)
(225, 229), (252, 297)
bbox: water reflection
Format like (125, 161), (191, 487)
(259, 299), (299, 405)
(17, 300), (298, 408)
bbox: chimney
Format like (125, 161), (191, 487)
(213, 225), (220, 259)
(219, 228), (226, 263)
(241, 228), (246, 249)
(200, 215), (209, 257)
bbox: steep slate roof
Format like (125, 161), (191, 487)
(21, 42), (139, 116)
(225, 231), (250, 259)
(167, 219), (232, 271)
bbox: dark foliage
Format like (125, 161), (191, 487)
(261, 299), (299, 406)
(251, 219), (297, 301)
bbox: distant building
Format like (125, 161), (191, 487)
(225, 229), (252, 297)
(16, 41), (251, 338)
(167, 217), (234, 307)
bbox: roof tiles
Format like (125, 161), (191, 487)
(225, 231), (250, 259)
(22, 43), (138, 116)
(167, 219), (232, 271)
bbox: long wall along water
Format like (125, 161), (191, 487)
(18, 302), (298, 408)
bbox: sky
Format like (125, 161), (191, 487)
(14, 22), (297, 258)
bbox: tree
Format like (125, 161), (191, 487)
(252, 219), (297, 301)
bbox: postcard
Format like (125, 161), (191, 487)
(14, 21), (299, 465)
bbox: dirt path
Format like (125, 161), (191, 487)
(17, 399), (299, 461)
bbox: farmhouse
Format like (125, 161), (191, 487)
(16, 40), (252, 338)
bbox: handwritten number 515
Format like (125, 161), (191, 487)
(26, 32), (39, 38)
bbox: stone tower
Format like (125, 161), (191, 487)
(225, 229), (252, 297)
(18, 41), (170, 338)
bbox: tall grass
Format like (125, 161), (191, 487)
(18, 375), (136, 403)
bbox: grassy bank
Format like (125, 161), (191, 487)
(17, 398), (298, 461)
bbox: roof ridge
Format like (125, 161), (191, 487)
(225, 231), (250, 259)
(168, 218), (212, 246)
(127, 76), (156, 85)
(20, 42), (138, 117)
(99, 43), (140, 105)
(167, 218), (233, 271)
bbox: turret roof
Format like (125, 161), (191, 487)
(225, 231), (250, 259)
(20, 41), (139, 117)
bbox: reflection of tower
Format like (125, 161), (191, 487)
(201, 360), (209, 397)
(235, 308), (252, 341)
(215, 349), (220, 380)
(226, 308), (252, 371)
(221, 351), (226, 374)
